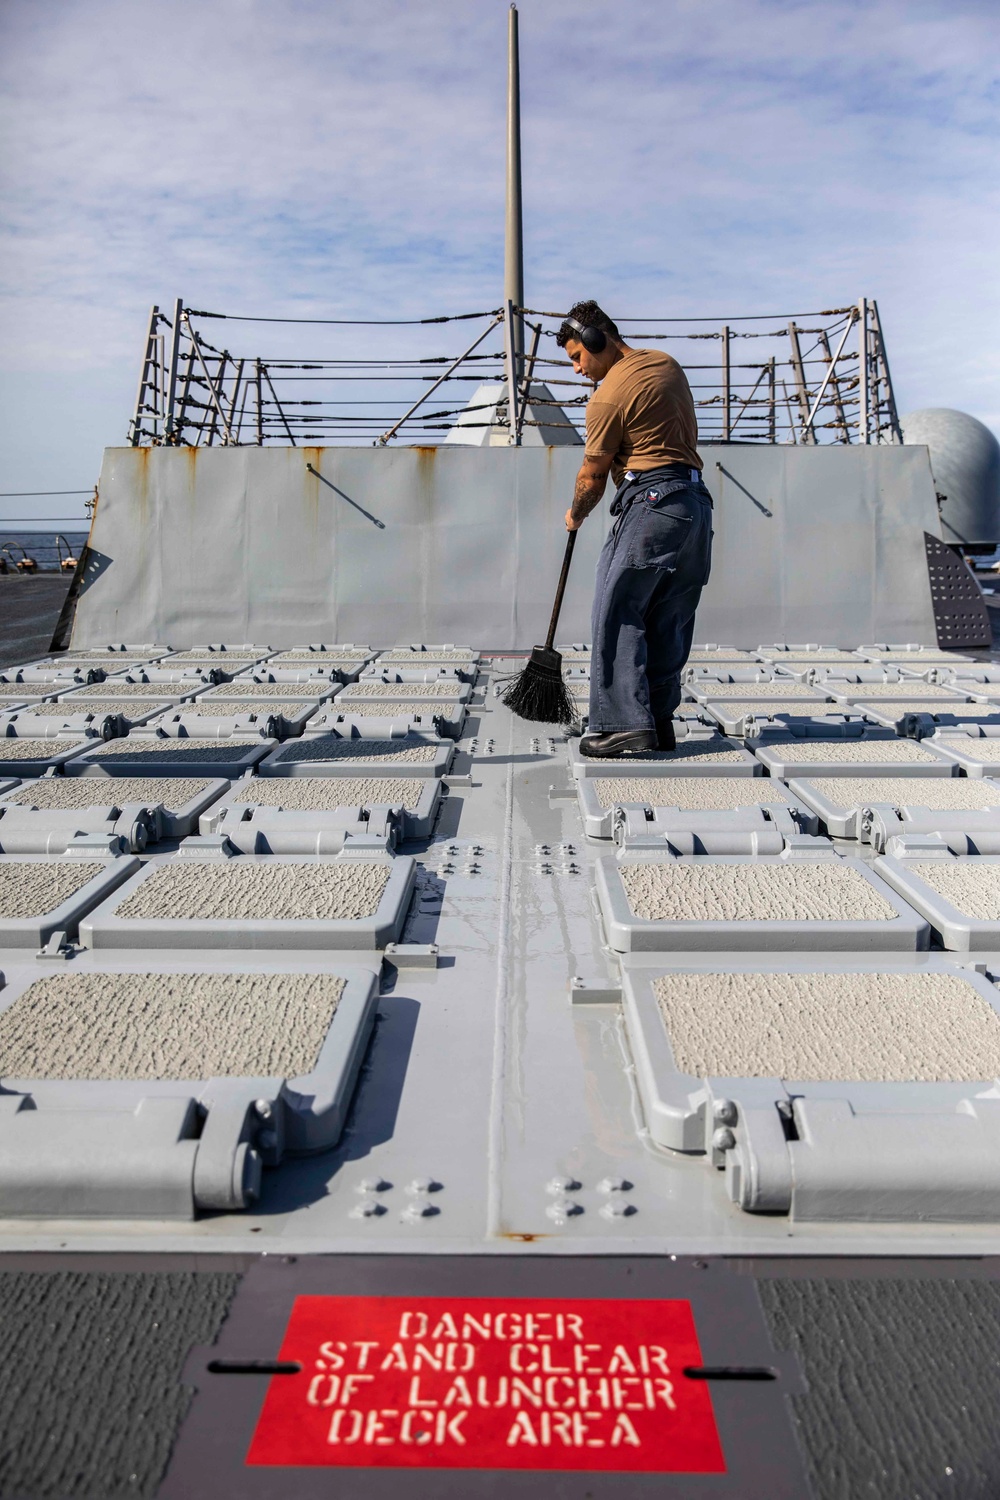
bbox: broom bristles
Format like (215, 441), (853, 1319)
(499, 645), (578, 726)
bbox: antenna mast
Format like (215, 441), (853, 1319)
(505, 4), (524, 422)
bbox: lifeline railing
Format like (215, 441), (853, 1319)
(127, 298), (901, 450)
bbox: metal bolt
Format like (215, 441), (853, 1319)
(357, 1176), (390, 1194)
(254, 1099), (272, 1120)
(350, 1196), (386, 1219)
(406, 1177), (441, 1195)
(600, 1200), (637, 1220)
(714, 1099), (738, 1126)
(546, 1198), (584, 1223)
(546, 1175), (581, 1194)
(596, 1177), (632, 1194)
(402, 1199), (440, 1222)
(712, 1127), (736, 1152)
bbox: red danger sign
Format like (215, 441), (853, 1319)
(246, 1295), (725, 1473)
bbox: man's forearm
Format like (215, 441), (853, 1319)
(570, 464), (609, 524)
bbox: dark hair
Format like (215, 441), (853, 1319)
(556, 300), (620, 348)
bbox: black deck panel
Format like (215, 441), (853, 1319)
(2, 1254), (996, 1500)
(0, 578), (72, 672)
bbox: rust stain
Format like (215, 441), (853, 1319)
(498, 1232), (547, 1242)
(304, 446), (322, 529)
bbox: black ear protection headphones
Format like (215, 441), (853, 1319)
(563, 316), (607, 354)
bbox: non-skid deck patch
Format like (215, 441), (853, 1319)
(232, 777), (424, 810)
(114, 861), (391, 922)
(379, 650), (475, 663)
(621, 861), (898, 924)
(81, 740), (264, 764)
(164, 650), (270, 661)
(758, 738), (944, 765)
(761, 649), (866, 661)
(803, 777), (1000, 809)
(60, 682), (185, 698)
(0, 740), (89, 762)
(45, 698), (170, 718)
(868, 650), (972, 662)
(272, 648), (373, 661)
(204, 682), (329, 699)
(170, 700), (314, 718)
(937, 738), (1000, 760)
(0, 861), (106, 918)
(267, 738), (441, 765)
(340, 682), (464, 699)
(3, 777), (215, 809)
(899, 862), (1000, 921)
(652, 970), (1000, 1081)
(0, 971), (344, 1080)
(706, 700), (839, 719)
(690, 682), (826, 699)
(582, 744), (752, 768)
(593, 777), (785, 810)
(835, 683), (967, 700)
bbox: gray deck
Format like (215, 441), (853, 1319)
(2, 651), (1000, 1256)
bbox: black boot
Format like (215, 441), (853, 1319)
(655, 718), (676, 752)
(579, 730), (658, 758)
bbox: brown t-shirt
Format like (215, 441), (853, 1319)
(585, 348), (702, 486)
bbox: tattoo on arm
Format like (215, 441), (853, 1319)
(571, 462), (611, 524)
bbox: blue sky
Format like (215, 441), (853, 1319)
(0, 0), (997, 513)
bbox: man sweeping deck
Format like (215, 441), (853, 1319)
(559, 300), (714, 757)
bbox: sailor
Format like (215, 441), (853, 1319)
(558, 300), (712, 757)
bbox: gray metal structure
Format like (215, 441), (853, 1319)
(71, 441), (942, 649)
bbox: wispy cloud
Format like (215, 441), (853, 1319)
(0, 0), (997, 493)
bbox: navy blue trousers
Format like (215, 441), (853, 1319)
(588, 475), (714, 734)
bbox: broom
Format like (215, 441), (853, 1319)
(500, 529), (579, 725)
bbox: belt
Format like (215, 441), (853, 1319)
(624, 464), (701, 484)
(611, 464), (704, 516)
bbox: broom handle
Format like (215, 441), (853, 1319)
(543, 529), (577, 650)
